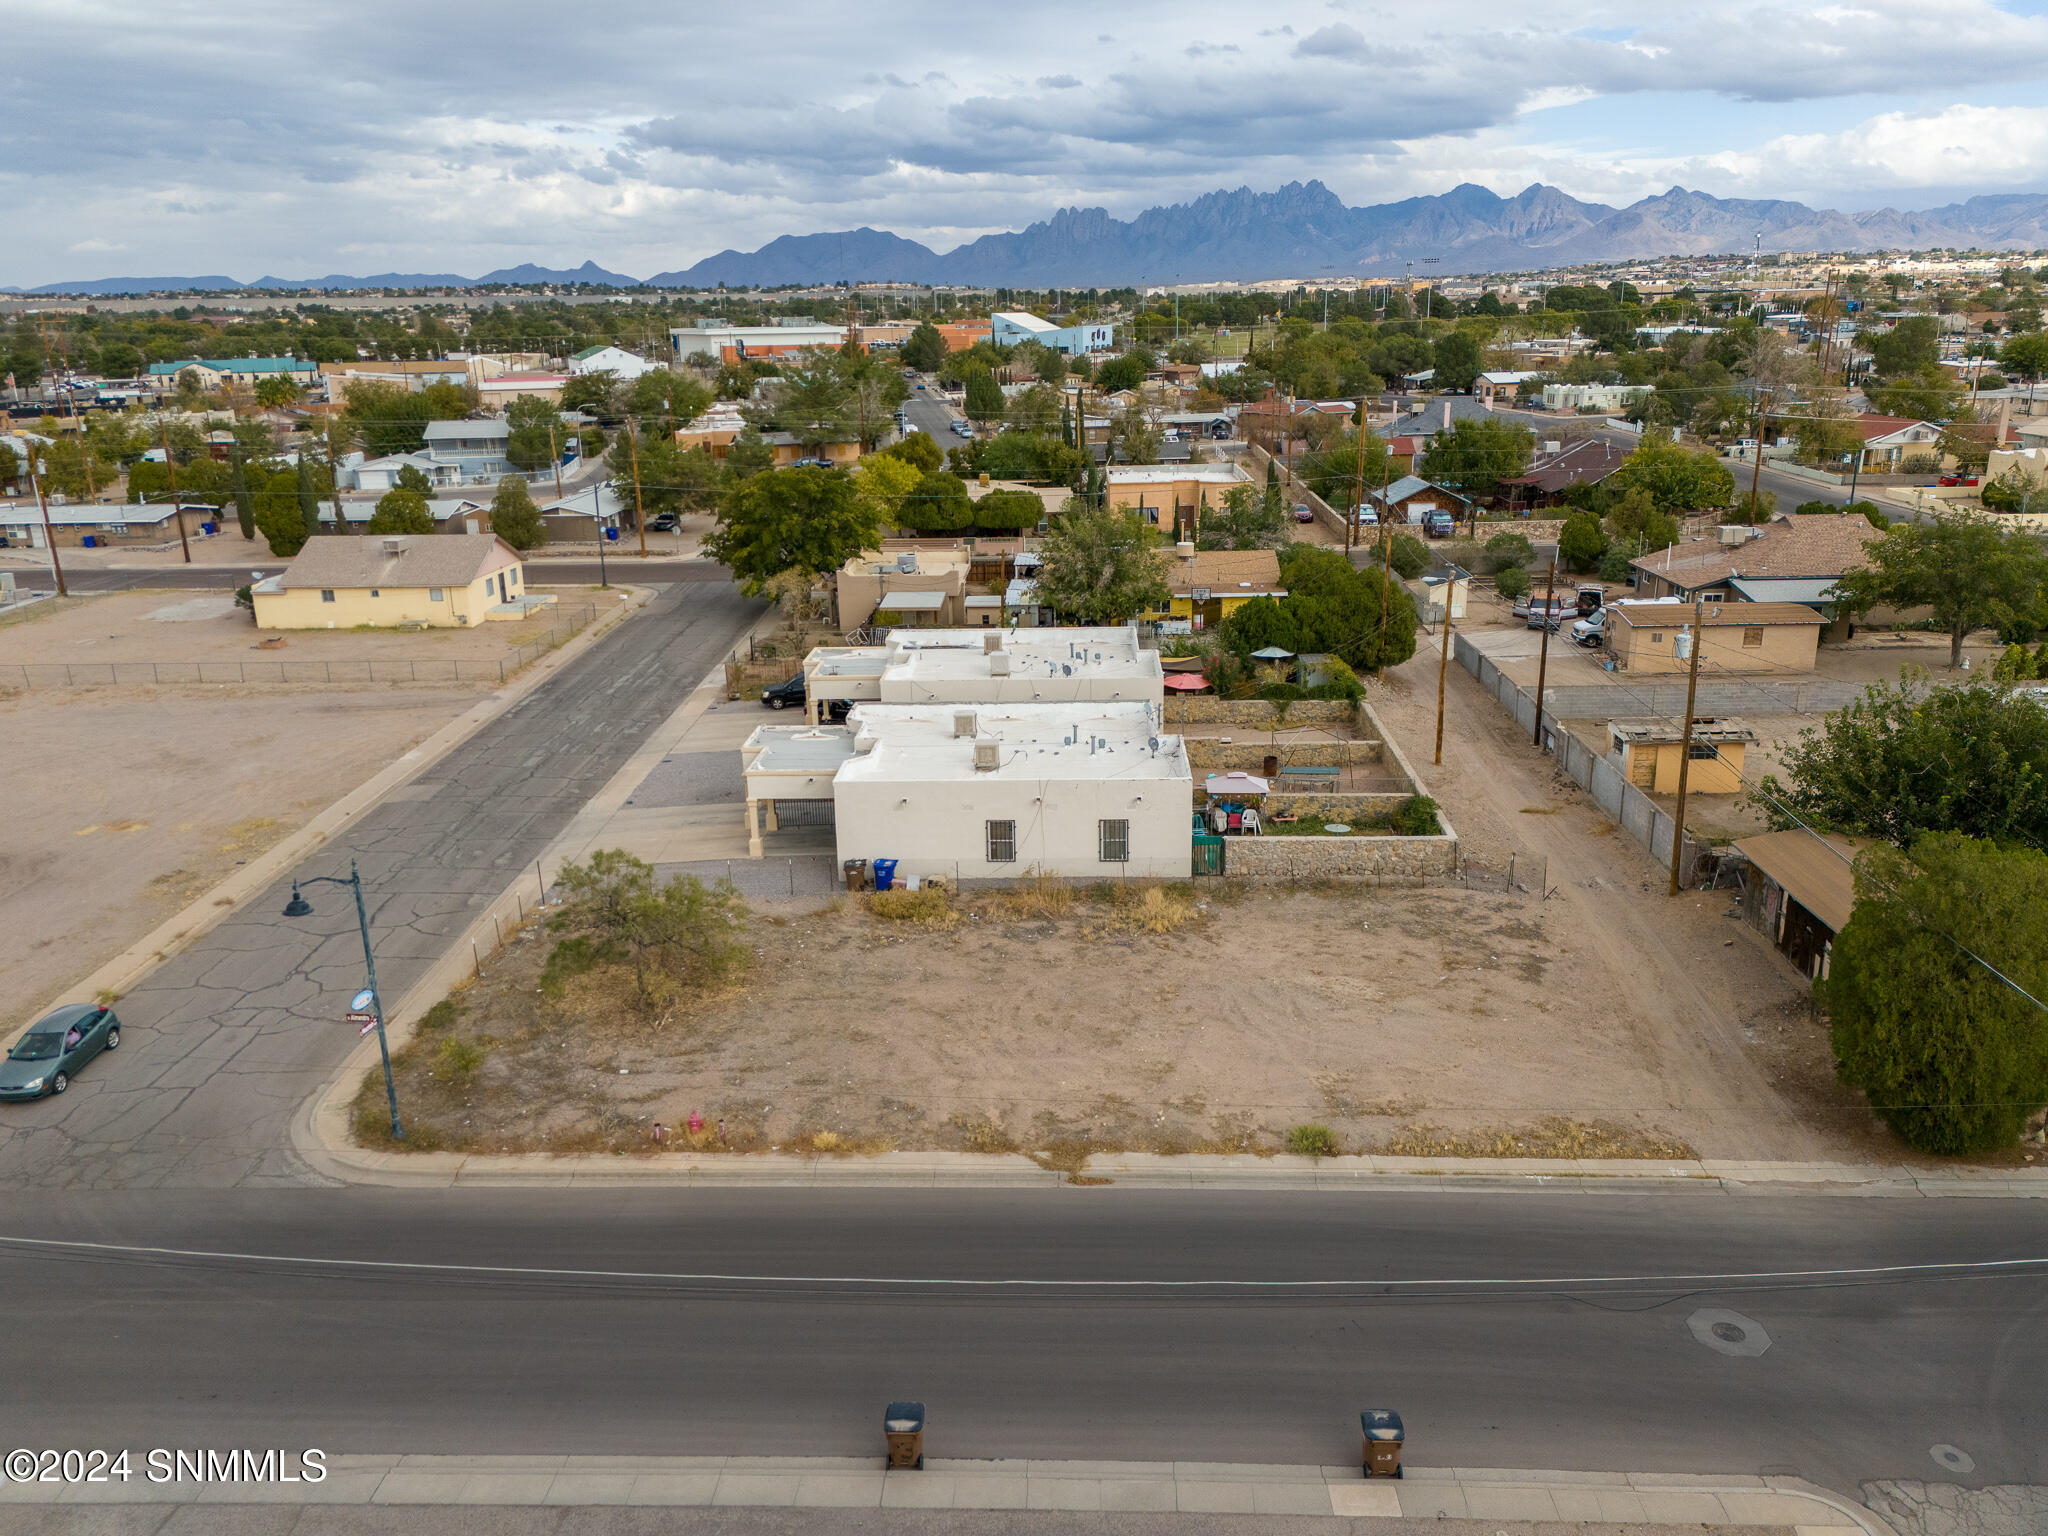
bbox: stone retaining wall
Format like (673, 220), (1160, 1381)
(1224, 831), (1456, 881)
(726, 660), (795, 693)
(1185, 739), (1386, 774)
(1165, 698), (1358, 726)
(1263, 791), (1415, 822)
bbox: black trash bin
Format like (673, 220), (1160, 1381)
(1361, 1410), (1403, 1478)
(884, 1401), (925, 1470)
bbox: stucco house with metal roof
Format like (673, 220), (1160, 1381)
(250, 532), (543, 629)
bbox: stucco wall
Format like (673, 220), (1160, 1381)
(834, 775), (1194, 882)
(1610, 620), (1819, 675)
(254, 571), (500, 629)
(1223, 831), (1457, 881)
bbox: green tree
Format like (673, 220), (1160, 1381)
(1834, 511), (2048, 667)
(1868, 367), (1961, 422)
(252, 375), (300, 409)
(1004, 383), (1064, 435)
(1432, 330), (1483, 393)
(1219, 544), (1419, 673)
(296, 457), (323, 540)
(1295, 428), (1388, 509)
(1999, 331), (2048, 382)
(1869, 315), (1941, 377)
(724, 426), (775, 480)
(1608, 436), (1735, 512)
(0, 440), (18, 489)
(505, 395), (559, 472)
(898, 322), (948, 373)
(971, 487), (1047, 532)
(1034, 507), (1171, 623)
(341, 381), (437, 456)
(770, 366), (854, 452)
(489, 476), (545, 550)
(1494, 564), (1532, 600)
(368, 487), (434, 535)
(1418, 416), (1533, 502)
(1603, 487), (1681, 553)
(963, 368), (1005, 423)
(706, 465), (880, 594)
(560, 370), (622, 422)
(551, 848), (747, 1006)
(1092, 352), (1148, 392)
(1558, 510), (1608, 572)
(897, 470), (975, 533)
(878, 432), (943, 475)
(229, 456), (256, 541)
(1754, 678), (2048, 847)
(254, 469), (309, 556)
(1481, 530), (1532, 573)
(1825, 835), (2048, 1154)
(395, 462), (435, 499)
(1387, 531), (1430, 579)
(626, 369), (712, 432)
(1197, 482), (1285, 550)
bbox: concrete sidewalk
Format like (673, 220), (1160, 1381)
(0, 1454), (1882, 1532)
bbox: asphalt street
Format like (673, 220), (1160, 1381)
(0, 1188), (2042, 1494)
(0, 578), (764, 1188)
(50, 558), (731, 594)
(900, 377), (966, 445)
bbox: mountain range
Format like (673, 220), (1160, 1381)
(13, 183), (2048, 295)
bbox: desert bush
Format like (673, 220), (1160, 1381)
(1287, 1123), (1341, 1158)
(868, 886), (961, 929)
(1387, 795), (1443, 836)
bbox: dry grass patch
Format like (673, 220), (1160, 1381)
(867, 886), (963, 930)
(1377, 1117), (1695, 1160)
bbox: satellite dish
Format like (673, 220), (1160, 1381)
(350, 988), (376, 1012)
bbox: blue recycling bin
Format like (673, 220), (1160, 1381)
(605, 527), (620, 541)
(80, 535), (96, 548)
(872, 858), (899, 892)
(200, 521), (216, 535)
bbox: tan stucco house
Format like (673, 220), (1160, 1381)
(251, 532), (542, 629)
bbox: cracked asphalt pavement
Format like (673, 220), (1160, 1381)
(0, 578), (763, 1189)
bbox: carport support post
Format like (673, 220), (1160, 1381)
(746, 798), (763, 858)
(1667, 596), (1706, 897)
(1530, 554), (1558, 748)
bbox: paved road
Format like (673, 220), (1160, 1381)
(1491, 407), (1858, 512)
(902, 377), (965, 445)
(2, 1188), (2042, 1493)
(0, 580), (763, 1188)
(49, 558), (732, 593)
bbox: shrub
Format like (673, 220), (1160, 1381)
(1482, 530), (1533, 571)
(436, 1038), (487, 1077)
(1388, 533), (1430, 579)
(1495, 565), (1532, 600)
(868, 886), (960, 929)
(1387, 795), (1442, 836)
(1287, 1124), (1341, 1158)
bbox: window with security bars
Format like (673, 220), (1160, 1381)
(1099, 818), (1130, 863)
(1742, 627), (1764, 647)
(985, 819), (1016, 863)
(1688, 742), (1721, 760)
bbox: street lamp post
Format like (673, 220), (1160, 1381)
(283, 858), (402, 1140)
(591, 481), (611, 588)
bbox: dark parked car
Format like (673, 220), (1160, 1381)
(0, 1005), (121, 1100)
(1423, 511), (1457, 539)
(761, 675), (848, 719)
(646, 512), (679, 533)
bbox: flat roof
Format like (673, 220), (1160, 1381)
(839, 702), (1188, 786)
(874, 590), (946, 612)
(744, 726), (860, 775)
(1733, 828), (1865, 934)
(1107, 465), (1248, 484)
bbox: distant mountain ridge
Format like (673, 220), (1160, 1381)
(12, 183), (2048, 294)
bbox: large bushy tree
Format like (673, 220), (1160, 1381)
(489, 476), (545, 550)
(1607, 436), (1735, 512)
(705, 465), (879, 594)
(1033, 506), (1170, 623)
(1418, 416), (1533, 502)
(368, 487), (434, 535)
(1825, 835), (2048, 1154)
(1834, 510), (2048, 667)
(1219, 544), (1418, 673)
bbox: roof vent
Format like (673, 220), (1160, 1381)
(983, 632), (1003, 653)
(897, 550), (917, 573)
(953, 710), (978, 738)
(973, 738), (1000, 771)
(988, 651), (1011, 676)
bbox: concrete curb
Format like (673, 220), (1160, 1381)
(6, 585), (652, 1050)
(0, 1454), (1895, 1530)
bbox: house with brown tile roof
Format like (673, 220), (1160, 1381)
(1140, 547), (1287, 629)
(1630, 513), (1882, 603)
(1498, 438), (1633, 511)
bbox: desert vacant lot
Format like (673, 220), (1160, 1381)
(0, 587), (621, 1033)
(366, 874), (1856, 1165)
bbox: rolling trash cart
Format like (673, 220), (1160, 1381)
(1361, 1410), (1403, 1477)
(884, 1401), (926, 1469)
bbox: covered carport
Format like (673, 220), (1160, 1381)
(740, 725), (855, 857)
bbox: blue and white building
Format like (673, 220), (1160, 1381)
(990, 312), (1116, 355)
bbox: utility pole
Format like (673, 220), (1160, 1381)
(1667, 596), (1707, 896)
(1433, 579), (1453, 765)
(1373, 453), (1396, 666)
(626, 419), (648, 557)
(1347, 404), (1369, 555)
(1530, 553), (1558, 749)
(1747, 390), (1771, 521)
(28, 454), (67, 597)
(157, 418), (193, 563)
(326, 421), (346, 537)
(548, 422), (565, 504)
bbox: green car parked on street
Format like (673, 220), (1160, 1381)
(0, 1005), (122, 1100)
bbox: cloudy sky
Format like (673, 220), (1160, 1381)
(8, 0), (2048, 284)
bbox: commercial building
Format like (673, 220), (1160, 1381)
(567, 345), (657, 380)
(989, 312), (1116, 355)
(147, 356), (320, 389)
(1604, 600), (1826, 675)
(249, 532), (543, 629)
(668, 322), (847, 364)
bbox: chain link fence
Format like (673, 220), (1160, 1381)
(0, 604), (598, 690)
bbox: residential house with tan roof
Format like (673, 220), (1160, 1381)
(1139, 546), (1287, 630)
(250, 532), (540, 630)
(1629, 513), (1882, 633)
(1605, 600), (1828, 675)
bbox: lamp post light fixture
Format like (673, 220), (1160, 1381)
(282, 858), (402, 1139)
